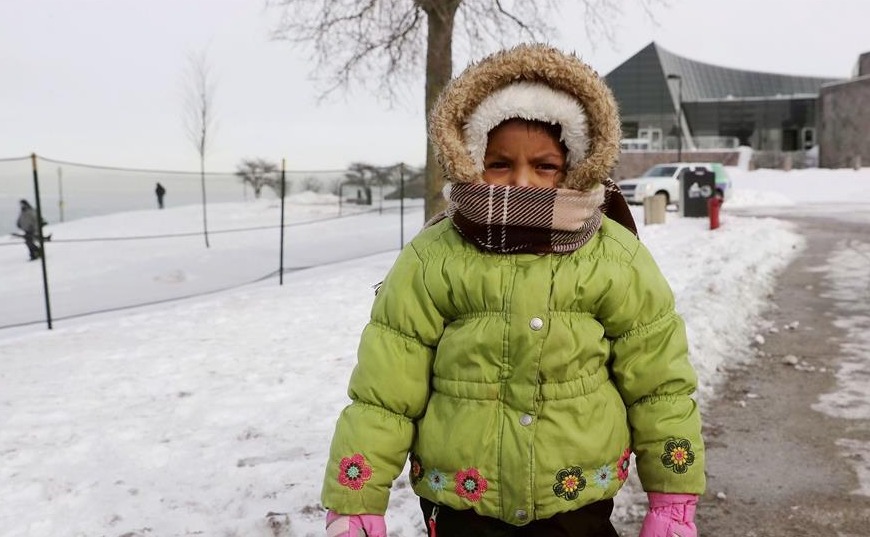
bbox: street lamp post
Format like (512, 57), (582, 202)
(667, 74), (683, 161)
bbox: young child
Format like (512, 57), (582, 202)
(321, 44), (704, 537)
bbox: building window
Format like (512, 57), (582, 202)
(639, 127), (663, 150)
(801, 127), (816, 149)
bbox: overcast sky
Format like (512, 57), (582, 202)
(2, 0), (868, 173)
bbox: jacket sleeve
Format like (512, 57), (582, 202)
(321, 243), (445, 514)
(601, 241), (706, 495)
(17, 212), (29, 232)
(18, 211), (39, 234)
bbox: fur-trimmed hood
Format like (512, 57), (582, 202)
(429, 43), (621, 192)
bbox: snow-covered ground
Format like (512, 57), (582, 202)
(1, 168), (869, 536)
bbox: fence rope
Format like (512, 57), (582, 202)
(35, 155), (350, 175)
(1, 204), (413, 245)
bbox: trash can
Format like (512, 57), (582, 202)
(643, 193), (667, 225)
(679, 167), (715, 217)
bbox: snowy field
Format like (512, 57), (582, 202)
(1, 168), (870, 536)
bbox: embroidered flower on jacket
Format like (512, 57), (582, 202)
(553, 466), (586, 500)
(616, 448), (632, 481)
(409, 453), (425, 485)
(454, 468), (488, 502)
(661, 439), (696, 474)
(337, 453), (373, 490)
(427, 469), (447, 492)
(592, 464), (615, 488)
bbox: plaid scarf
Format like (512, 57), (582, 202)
(434, 183), (606, 254)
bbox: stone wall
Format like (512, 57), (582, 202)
(750, 150), (816, 170)
(859, 52), (870, 77)
(819, 76), (870, 169)
(613, 151), (740, 180)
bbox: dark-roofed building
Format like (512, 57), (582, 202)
(604, 42), (842, 153)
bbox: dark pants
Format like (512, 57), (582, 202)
(420, 498), (619, 537)
(23, 233), (39, 260)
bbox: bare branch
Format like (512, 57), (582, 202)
(493, 0), (536, 38)
(184, 50), (217, 158)
(454, 0), (558, 60)
(268, 0), (425, 102)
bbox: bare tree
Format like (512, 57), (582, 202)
(236, 158), (281, 198)
(184, 50), (217, 248)
(269, 0), (661, 219)
(343, 161), (396, 205)
(345, 162), (397, 188)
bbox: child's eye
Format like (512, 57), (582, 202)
(537, 163), (562, 172)
(486, 161), (509, 170)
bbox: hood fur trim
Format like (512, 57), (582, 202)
(463, 81), (588, 172)
(429, 43), (621, 191)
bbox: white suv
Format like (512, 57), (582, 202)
(617, 162), (731, 206)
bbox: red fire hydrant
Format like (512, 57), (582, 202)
(708, 195), (723, 230)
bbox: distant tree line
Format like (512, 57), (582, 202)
(234, 158), (424, 199)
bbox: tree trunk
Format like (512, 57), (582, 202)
(199, 156), (210, 248)
(421, 1), (460, 221)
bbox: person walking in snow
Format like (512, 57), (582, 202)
(155, 182), (166, 209)
(16, 199), (41, 261)
(321, 44), (704, 537)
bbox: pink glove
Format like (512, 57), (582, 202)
(638, 493), (698, 537)
(325, 510), (387, 537)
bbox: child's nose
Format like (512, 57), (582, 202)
(512, 165), (534, 187)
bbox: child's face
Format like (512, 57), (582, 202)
(482, 119), (566, 188)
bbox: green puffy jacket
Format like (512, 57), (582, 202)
(322, 217), (705, 525)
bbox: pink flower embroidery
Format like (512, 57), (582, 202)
(338, 453), (373, 490)
(455, 468), (488, 502)
(616, 448), (632, 482)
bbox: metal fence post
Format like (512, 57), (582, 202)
(31, 154), (53, 329)
(279, 158), (287, 286)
